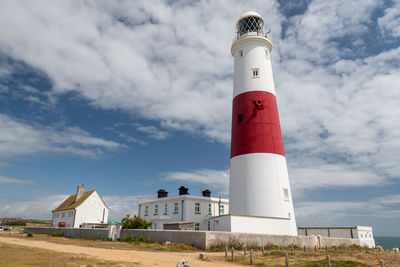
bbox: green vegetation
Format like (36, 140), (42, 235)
(27, 232), (33, 237)
(51, 231), (64, 237)
(121, 235), (152, 244)
(121, 214), (152, 229)
(1, 220), (26, 226)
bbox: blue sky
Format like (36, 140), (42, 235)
(1, 0), (400, 236)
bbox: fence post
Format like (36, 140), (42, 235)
(291, 245), (294, 252)
(325, 246), (328, 252)
(250, 249), (253, 265)
(244, 245), (247, 256)
(231, 247), (234, 261)
(327, 255), (331, 267)
(380, 259), (384, 267)
(285, 252), (289, 267)
(314, 245), (317, 252)
(262, 245), (265, 255)
(303, 246), (306, 252)
(225, 245), (228, 257)
(278, 245), (280, 250)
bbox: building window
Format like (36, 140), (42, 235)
(208, 203), (212, 215)
(164, 203), (168, 215)
(219, 205), (224, 215)
(265, 49), (269, 59)
(208, 221), (211, 231)
(195, 223), (200, 231)
(195, 203), (201, 214)
(55, 213), (59, 218)
(145, 206), (149, 216)
(173, 203), (179, 214)
(61, 212), (65, 218)
(154, 205), (158, 215)
(283, 188), (290, 201)
(239, 50), (243, 57)
(252, 68), (259, 77)
(237, 113), (243, 123)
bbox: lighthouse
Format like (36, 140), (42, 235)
(210, 11), (297, 235)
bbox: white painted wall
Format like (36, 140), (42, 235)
(139, 195), (229, 231)
(210, 214), (297, 235)
(52, 210), (75, 227)
(73, 191), (109, 228)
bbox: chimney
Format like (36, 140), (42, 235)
(202, 189), (211, 197)
(75, 184), (85, 202)
(157, 189), (168, 198)
(178, 186), (189, 195)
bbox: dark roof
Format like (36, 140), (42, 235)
(52, 190), (95, 212)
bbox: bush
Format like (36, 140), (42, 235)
(121, 214), (152, 229)
(27, 232), (33, 237)
(51, 231), (64, 237)
(121, 235), (152, 244)
(2, 220), (26, 226)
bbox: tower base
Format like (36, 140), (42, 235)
(209, 214), (297, 236)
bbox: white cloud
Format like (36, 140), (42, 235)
(0, 114), (121, 159)
(378, 1), (400, 38)
(0, 175), (34, 184)
(0, 0), (399, 198)
(163, 168), (229, 196)
(137, 125), (170, 140)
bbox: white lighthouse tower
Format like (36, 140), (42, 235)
(211, 11), (297, 235)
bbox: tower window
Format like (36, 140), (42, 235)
(252, 68), (259, 77)
(239, 50), (243, 57)
(265, 49), (269, 59)
(283, 188), (290, 201)
(237, 113), (243, 123)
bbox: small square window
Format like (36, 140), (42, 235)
(237, 114), (243, 123)
(195, 202), (200, 214)
(283, 188), (290, 201)
(195, 223), (200, 230)
(252, 68), (259, 77)
(265, 49), (269, 59)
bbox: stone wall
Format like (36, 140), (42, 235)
(24, 227), (108, 240)
(24, 227), (360, 250)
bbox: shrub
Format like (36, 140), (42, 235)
(27, 232), (33, 237)
(121, 235), (152, 244)
(51, 231), (64, 237)
(121, 214), (152, 229)
(2, 220), (26, 226)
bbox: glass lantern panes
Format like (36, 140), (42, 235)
(238, 16), (264, 36)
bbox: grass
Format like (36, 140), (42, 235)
(0, 243), (139, 267)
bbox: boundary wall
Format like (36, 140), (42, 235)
(24, 227), (360, 250)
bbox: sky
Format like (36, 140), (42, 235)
(0, 0), (399, 236)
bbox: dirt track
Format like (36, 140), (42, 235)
(0, 236), (240, 267)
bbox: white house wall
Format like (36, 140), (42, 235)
(74, 191), (109, 228)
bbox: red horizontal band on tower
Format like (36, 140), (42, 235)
(230, 90), (285, 158)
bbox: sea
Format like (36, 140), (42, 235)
(375, 237), (400, 249)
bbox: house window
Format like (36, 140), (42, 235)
(174, 203), (179, 214)
(195, 203), (201, 214)
(145, 206), (149, 216)
(208, 221), (211, 231)
(55, 213), (59, 218)
(195, 223), (200, 231)
(208, 203), (212, 215)
(61, 212), (65, 218)
(219, 205), (224, 215)
(154, 205), (158, 215)
(239, 50), (243, 57)
(164, 203), (168, 215)
(283, 188), (290, 201)
(237, 113), (243, 123)
(252, 68), (259, 77)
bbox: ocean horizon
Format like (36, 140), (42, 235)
(375, 236), (400, 249)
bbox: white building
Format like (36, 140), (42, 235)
(138, 187), (229, 231)
(298, 226), (376, 248)
(52, 184), (110, 228)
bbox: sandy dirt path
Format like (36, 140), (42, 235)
(0, 236), (241, 267)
